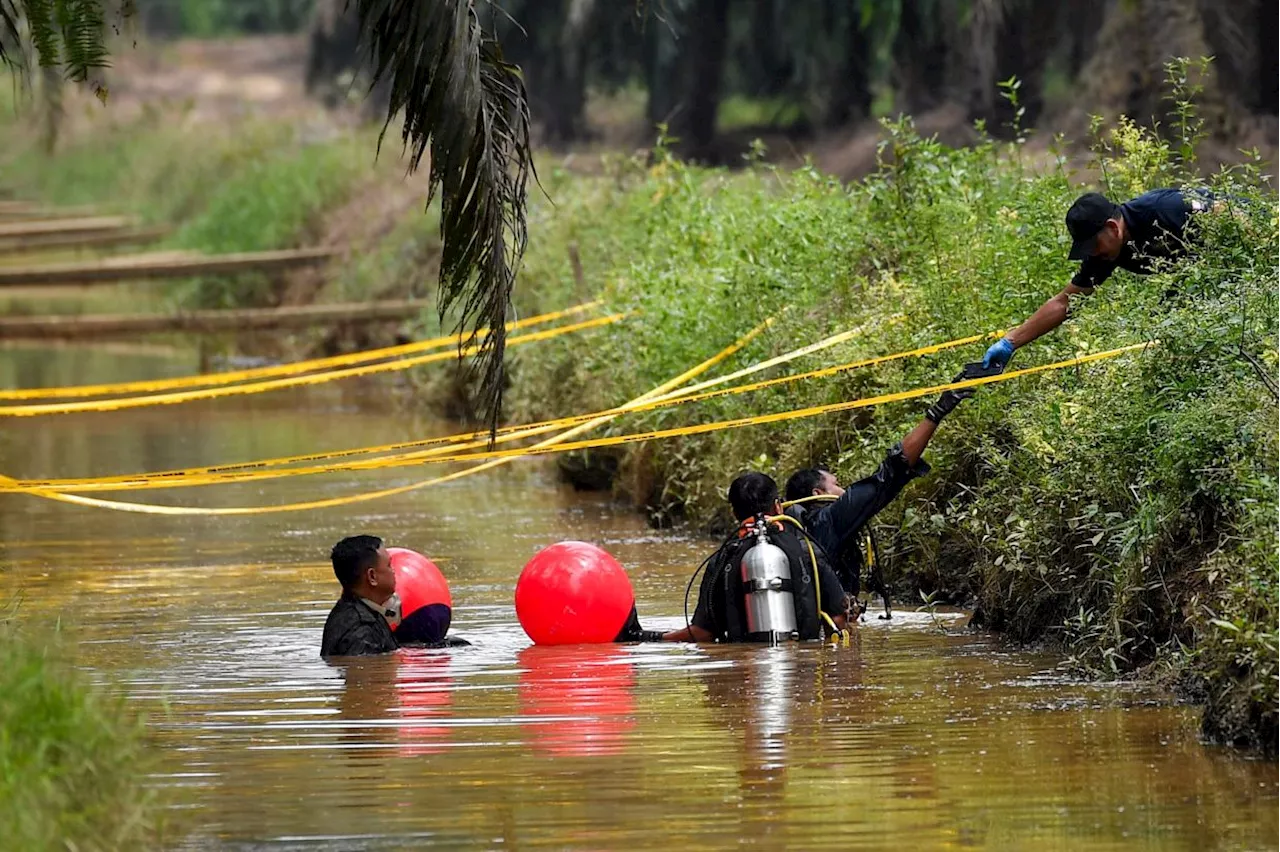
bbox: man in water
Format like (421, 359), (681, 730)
(321, 534), (401, 657)
(981, 188), (1219, 370)
(784, 383), (975, 610)
(662, 471), (850, 643)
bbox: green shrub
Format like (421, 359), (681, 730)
(0, 626), (164, 850)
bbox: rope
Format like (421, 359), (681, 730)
(60, 341), (1148, 491)
(0, 340), (1154, 513)
(19, 319), (984, 493)
(0, 320), (775, 515)
(0, 301), (601, 401)
(0, 314), (625, 416)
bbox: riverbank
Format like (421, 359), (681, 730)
(0, 621), (165, 849)
(500, 122), (1277, 750)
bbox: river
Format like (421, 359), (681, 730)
(0, 343), (1275, 851)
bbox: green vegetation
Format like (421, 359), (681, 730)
(504, 76), (1277, 750)
(0, 621), (164, 850)
(149, 0), (315, 38)
(1, 109), (376, 309)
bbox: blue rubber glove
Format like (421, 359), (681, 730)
(982, 337), (1017, 370)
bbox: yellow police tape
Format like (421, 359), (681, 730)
(13, 315), (908, 490)
(0, 319), (775, 515)
(0, 313), (625, 417)
(0, 340), (1154, 511)
(0, 301), (602, 401)
(20, 318), (992, 493)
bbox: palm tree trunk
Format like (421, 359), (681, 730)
(678, 0), (731, 157)
(827, 1), (871, 126)
(894, 0), (949, 113)
(1258, 0), (1278, 112)
(541, 0), (596, 145)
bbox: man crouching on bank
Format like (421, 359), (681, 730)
(663, 472), (851, 643)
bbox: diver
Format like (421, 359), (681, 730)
(783, 382), (975, 616)
(321, 534), (401, 658)
(662, 471), (851, 643)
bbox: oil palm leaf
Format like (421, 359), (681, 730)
(0, 0), (110, 83)
(353, 0), (533, 434)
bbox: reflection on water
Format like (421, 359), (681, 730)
(518, 644), (637, 758)
(0, 344), (1276, 850)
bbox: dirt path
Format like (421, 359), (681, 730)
(103, 35), (317, 124)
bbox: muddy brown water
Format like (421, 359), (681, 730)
(0, 344), (1275, 851)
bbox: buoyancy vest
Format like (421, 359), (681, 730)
(703, 521), (824, 642)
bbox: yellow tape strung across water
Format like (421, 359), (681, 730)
(0, 320), (773, 515)
(0, 302), (601, 401)
(15, 315), (909, 490)
(0, 313), (624, 417)
(1, 340), (1152, 511)
(21, 319), (993, 493)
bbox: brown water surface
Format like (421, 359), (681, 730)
(0, 344), (1275, 851)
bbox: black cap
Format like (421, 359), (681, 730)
(1065, 192), (1120, 260)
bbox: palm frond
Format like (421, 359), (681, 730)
(354, 0), (533, 435)
(56, 0), (108, 82)
(25, 0), (61, 68)
(0, 1), (25, 69)
(0, 0), (112, 82)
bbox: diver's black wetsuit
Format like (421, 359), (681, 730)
(787, 443), (929, 596)
(690, 521), (846, 642)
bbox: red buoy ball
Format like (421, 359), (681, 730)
(387, 547), (453, 644)
(515, 541), (634, 645)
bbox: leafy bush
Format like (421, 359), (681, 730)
(0, 624), (164, 850)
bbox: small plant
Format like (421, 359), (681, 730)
(1164, 56), (1212, 173)
(0, 623), (167, 850)
(916, 588), (947, 633)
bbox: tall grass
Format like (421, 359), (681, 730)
(0, 624), (165, 850)
(0, 102), (377, 309)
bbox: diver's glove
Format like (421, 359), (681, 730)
(924, 386), (976, 424)
(982, 336), (1017, 369)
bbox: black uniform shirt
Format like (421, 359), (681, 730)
(1072, 188), (1209, 290)
(320, 592), (400, 658)
(790, 442), (929, 595)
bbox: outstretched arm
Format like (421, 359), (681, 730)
(984, 283), (1093, 368)
(899, 419), (938, 467)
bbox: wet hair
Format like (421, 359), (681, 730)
(784, 466), (832, 503)
(330, 535), (383, 590)
(727, 472), (779, 521)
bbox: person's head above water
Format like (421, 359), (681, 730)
(330, 534), (396, 604)
(1066, 192), (1127, 262)
(784, 466), (845, 503)
(727, 471), (784, 521)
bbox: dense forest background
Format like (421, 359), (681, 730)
(125, 0), (1277, 174)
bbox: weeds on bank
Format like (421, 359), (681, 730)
(0, 620), (166, 850)
(0, 102), (374, 309)
(505, 59), (1277, 749)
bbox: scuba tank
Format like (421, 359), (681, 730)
(740, 518), (797, 644)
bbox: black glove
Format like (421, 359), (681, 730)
(924, 381), (976, 424)
(614, 605), (665, 642)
